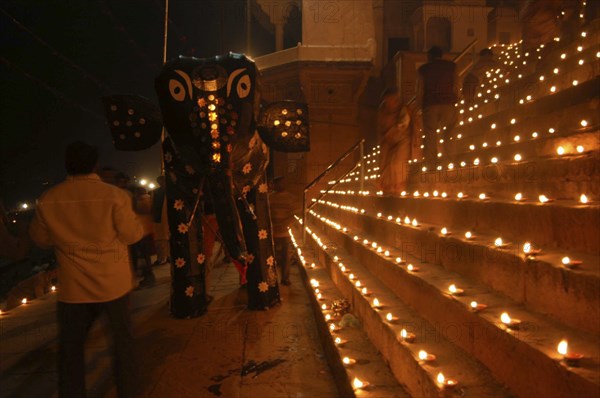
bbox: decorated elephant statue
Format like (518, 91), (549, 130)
(102, 53), (309, 318)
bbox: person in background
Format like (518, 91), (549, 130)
(268, 176), (298, 286)
(133, 186), (156, 287)
(376, 88), (412, 195)
(0, 201), (29, 261)
(151, 175), (170, 265)
(416, 46), (459, 169)
(29, 141), (143, 398)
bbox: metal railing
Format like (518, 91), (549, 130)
(302, 139), (365, 242)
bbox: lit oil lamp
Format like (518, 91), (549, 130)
(334, 337), (347, 346)
(580, 194), (588, 204)
(310, 263), (316, 269)
(538, 195), (552, 203)
(376, 247), (383, 253)
(465, 231), (474, 240)
(557, 339), (584, 366)
(500, 312), (521, 330)
(310, 279), (319, 287)
(329, 323), (338, 333)
(342, 356), (357, 366)
(561, 256), (582, 269)
(21, 298), (27, 305)
(317, 292), (324, 300)
(523, 242), (541, 256)
(321, 303), (327, 310)
(494, 237), (509, 248)
(441, 227), (450, 236)
(418, 350), (436, 362)
(355, 280), (362, 288)
(448, 284), (464, 295)
(479, 193), (488, 200)
(395, 257), (405, 264)
(384, 250), (390, 257)
(333, 256), (339, 262)
(437, 372), (458, 389)
(361, 287), (372, 296)
(372, 298), (382, 309)
(325, 314), (332, 321)
(349, 273), (356, 280)
(400, 329), (416, 343)
(514, 192), (525, 201)
(470, 301), (487, 312)
(406, 264), (419, 272)
(411, 219), (419, 227)
(51, 286), (56, 292)
(404, 216), (411, 224)
(386, 312), (399, 323)
(352, 377), (369, 390)
(371, 242), (378, 249)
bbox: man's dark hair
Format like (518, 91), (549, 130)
(479, 48), (493, 57)
(65, 141), (98, 175)
(428, 46), (443, 60)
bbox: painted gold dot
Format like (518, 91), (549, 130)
(274, 120), (280, 126)
(281, 109), (288, 115)
(281, 132), (288, 137)
(285, 121), (291, 127)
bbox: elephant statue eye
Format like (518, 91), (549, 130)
(237, 75), (251, 99)
(169, 79), (186, 102)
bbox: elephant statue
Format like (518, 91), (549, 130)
(102, 53), (309, 318)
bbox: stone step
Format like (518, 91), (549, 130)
(311, 200), (600, 333)
(449, 77), (600, 158)
(319, 191), (600, 254)
(305, 211), (600, 398)
(292, 225), (513, 398)
(463, 42), (600, 120)
(289, 227), (411, 398)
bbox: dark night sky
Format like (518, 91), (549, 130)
(1, 0), (511, 208)
(0, 0), (260, 208)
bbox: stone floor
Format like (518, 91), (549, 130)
(0, 259), (340, 398)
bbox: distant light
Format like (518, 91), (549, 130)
(21, 203), (28, 209)
(148, 183), (156, 189)
(139, 179), (148, 186)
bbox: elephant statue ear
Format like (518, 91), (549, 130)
(102, 95), (163, 151)
(257, 101), (310, 152)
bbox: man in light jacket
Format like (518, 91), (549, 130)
(29, 141), (144, 398)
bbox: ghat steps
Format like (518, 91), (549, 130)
(296, 12), (600, 398)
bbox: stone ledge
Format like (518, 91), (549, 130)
(306, 214), (600, 397)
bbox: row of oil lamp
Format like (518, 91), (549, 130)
(303, 211), (587, 371)
(313, 199), (584, 269)
(0, 285), (57, 316)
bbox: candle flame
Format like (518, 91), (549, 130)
(310, 279), (319, 287)
(343, 357), (351, 364)
(335, 337), (341, 344)
(471, 301), (478, 309)
(355, 280), (361, 287)
(501, 312), (512, 324)
(407, 264), (414, 271)
(580, 194), (588, 203)
(362, 287), (367, 294)
(396, 257), (402, 263)
(562, 257), (570, 265)
(329, 324), (335, 331)
(558, 340), (568, 356)
(412, 219), (418, 226)
(353, 378), (364, 389)
(437, 372), (445, 384)
(441, 227), (448, 235)
(325, 314), (331, 321)
(349, 273), (355, 280)
(51, 286), (56, 292)
(449, 284), (457, 293)
(401, 329), (407, 338)
(523, 242), (531, 253)
(557, 146), (565, 155)
(404, 216), (411, 224)
(465, 231), (472, 239)
(495, 237), (503, 246)
(321, 303), (327, 310)
(515, 192), (523, 201)
(386, 313), (393, 321)
(21, 298), (27, 304)
(373, 298), (380, 307)
(539, 195), (549, 203)
(418, 350), (428, 360)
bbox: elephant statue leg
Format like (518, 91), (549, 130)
(238, 175), (281, 310)
(163, 139), (208, 318)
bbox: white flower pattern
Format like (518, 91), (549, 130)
(242, 162), (252, 175)
(258, 183), (268, 193)
(185, 286), (194, 297)
(173, 199), (185, 211)
(178, 223), (189, 234)
(258, 281), (269, 293)
(258, 229), (268, 240)
(175, 258), (186, 268)
(266, 256), (274, 266)
(197, 253), (205, 264)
